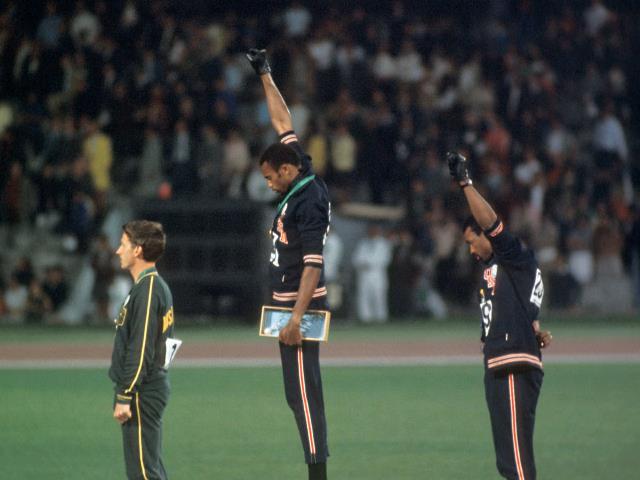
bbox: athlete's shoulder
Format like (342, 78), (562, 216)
(485, 219), (534, 264)
(154, 275), (173, 301)
(299, 180), (329, 212)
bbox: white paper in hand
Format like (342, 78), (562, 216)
(164, 338), (182, 369)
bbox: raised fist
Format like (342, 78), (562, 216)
(447, 151), (472, 186)
(246, 48), (271, 76)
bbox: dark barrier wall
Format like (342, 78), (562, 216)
(135, 199), (269, 321)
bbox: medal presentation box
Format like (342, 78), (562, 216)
(259, 306), (331, 342)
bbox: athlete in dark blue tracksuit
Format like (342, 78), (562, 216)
(247, 48), (330, 480)
(448, 152), (553, 480)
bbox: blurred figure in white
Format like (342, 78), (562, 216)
(108, 273), (132, 320)
(352, 224), (392, 322)
(566, 214), (594, 287)
(4, 275), (28, 323)
(323, 228), (344, 311)
(222, 129), (251, 198)
(283, 1), (312, 38)
(592, 100), (632, 203)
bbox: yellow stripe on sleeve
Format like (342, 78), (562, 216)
(125, 276), (154, 394)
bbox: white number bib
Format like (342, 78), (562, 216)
(481, 298), (493, 338)
(530, 268), (544, 308)
(164, 338), (182, 369)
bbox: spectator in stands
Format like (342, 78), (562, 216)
(329, 122), (357, 194)
(307, 26), (339, 104)
(514, 147), (542, 189)
(532, 213), (560, 271)
(1, 162), (36, 237)
(566, 213), (594, 292)
(396, 39), (424, 84)
(81, 117), (113, 217)
(0, 0), (638, 315)
(168, 118), (197, 196)
(59, 155), (95, 252)
(4, 274), (27, 323)
(412, 209), (448, 320)
(417, 147), (449, 203)
(12, 256), (34, 287)
(545, 117), (575, 165)
(25, 278), (53, 324)
(352, 223), (393, 322)
(582, 206), (632, 312)
(388, 226), (419, 318)
(137, 128), (164, 198)
(37, 1), (63, 51)
(592, 99), (630, 204)
(372, 41), (396, 86)
(289, 92), (311, 140)
(283, 1), (312, 39)
(221, 128), (250, 198)
(196, 124), (223, 197)
(584, 0), (614, 37)
(42, 265), (68, 312)
(305, 120), (329, 177)
(91, 234), (115, 323)
(70, 0), (101, 47)
(323, 228), (345, 312)
(104, 81), (140, 164)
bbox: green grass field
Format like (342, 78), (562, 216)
(1, 319), (639, 479)
(1, 363), (639, 479)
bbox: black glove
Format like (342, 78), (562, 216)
(246, 48), (271, 75)
(447, 151), (472, 186)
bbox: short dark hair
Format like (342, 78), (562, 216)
(122, 220), (166, 262)
(259, 143), (301, 169)
(462, 216), (483, 235)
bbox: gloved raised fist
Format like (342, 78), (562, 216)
(447, 151), (472, 186)
(246, 48), (271, 76)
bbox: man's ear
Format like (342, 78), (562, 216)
(133, 245), (144, 259)
(279, 164), (294, 178)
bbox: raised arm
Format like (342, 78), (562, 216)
(246, 48), (293, 135)
(447, 152), (497, 230)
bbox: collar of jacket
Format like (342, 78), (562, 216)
(136, 266), (158, 283)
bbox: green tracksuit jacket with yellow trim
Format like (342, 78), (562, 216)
(109, 266), (174, 405)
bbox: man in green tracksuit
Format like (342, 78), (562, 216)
(109, 220), (176, 480)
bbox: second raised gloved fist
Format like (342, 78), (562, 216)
(447, 151), (472, 187)
(246, 48), (271, 76)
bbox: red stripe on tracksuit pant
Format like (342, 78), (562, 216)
(484, 368), (543, 479)
(275, 298), (329, 464)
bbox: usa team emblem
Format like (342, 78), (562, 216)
(483, 265), (498, 295)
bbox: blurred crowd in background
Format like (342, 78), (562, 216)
(0, 0), (639, 324)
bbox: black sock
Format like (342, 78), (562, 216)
(308, 462), (327, 480)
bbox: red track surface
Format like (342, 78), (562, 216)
(1, 338), (638, 361)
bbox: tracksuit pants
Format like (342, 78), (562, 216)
(274, 298), (329, 464)
(485, 368), (543, 480)
(120, 382), (170, 480)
